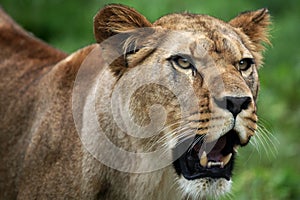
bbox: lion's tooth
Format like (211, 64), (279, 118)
(200, 151), (208, 167)
(233, 145), (239, 153)
(222, 153), (232, 166)
(207, 161), (212, 168)
(209, 162), (223, 167)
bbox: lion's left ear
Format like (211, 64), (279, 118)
(93, 4), (152, 43)
(93, 4), (154, 76)
(229, 8), (271, 52)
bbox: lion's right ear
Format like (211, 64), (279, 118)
(229, 8), (271, 52)
(93, 4), (152, 43)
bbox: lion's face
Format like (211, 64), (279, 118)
(93, 5), (270, 199)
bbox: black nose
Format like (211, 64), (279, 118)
(214, 96), (252, 117)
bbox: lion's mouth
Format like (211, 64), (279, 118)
(173, 130), (241, 181)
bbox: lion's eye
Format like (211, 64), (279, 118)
(170, 55), (194, 69)
(176, 57), (192, 69)
(238, 58), (255, 71)
(168, 55), (197, 76)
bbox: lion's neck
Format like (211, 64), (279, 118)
(78, 61), (182, 200)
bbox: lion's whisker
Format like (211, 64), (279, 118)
(254, 130), (270, 157)
(160, 130), (195, 155)
(149, 118), (193, 142)
(144, 121), (193, 151)
(187, 134), (206, 152)
(249, 137), (261, 156)
(249, 118), (278, 159)
(257, 124), (279, 158)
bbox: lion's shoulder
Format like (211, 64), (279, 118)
(0, 7), (98, 134)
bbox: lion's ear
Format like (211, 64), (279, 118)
(229, 8), (271, 51)
(93, 4), (152, 43)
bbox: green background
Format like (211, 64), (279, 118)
(1, 0), (299, 199)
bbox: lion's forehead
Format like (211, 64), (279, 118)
(154, 13), (238, 37)
(154, 14), (251, 61)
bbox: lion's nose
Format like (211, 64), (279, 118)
(215, 96), (252, 118)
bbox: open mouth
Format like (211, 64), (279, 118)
(173, 130), (241, 181)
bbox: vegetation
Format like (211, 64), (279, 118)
(1, 0), (299, 199)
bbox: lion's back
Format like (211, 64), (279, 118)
(0, 7), (67, 118)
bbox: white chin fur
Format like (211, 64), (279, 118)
(177, 177), (232, 200)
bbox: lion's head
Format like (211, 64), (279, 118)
(86, 4), (271, 199)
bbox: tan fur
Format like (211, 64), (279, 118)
(0, 5), (270, 199)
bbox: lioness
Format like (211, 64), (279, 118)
(0, 4), (270, 200)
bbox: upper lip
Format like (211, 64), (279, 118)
(173, 130), (241, 180)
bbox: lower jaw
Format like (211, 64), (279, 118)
(177, 176), (232, 199)
(182, 172), (232, 181)
(174, 157), (234, 181)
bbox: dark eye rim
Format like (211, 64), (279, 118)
(168, 54), (196, 70)
(238, 58), (255, 71)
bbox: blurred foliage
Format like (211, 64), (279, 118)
(1, 0), (299, 199)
